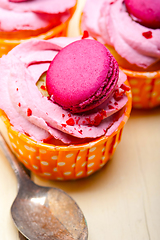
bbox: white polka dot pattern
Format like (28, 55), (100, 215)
(6, 119), (127, 180)
(51, 155), (58, 160)
(124, 70), (160, 108)
(58, 162), (66, 166)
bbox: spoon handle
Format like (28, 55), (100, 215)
(0, 132), (30, 186)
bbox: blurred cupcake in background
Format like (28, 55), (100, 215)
(0, 0), (77, 57)
(0, 36), (132, 180)
(81, 0), (160, 109)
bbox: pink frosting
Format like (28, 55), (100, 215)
(0, 37), (129, 144)
(0, 0), (76, 31)
(81, 0), (160, 69)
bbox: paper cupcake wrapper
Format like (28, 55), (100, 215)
(0, 21), (69, 58)
(122, 68), (160, 109)
(0, 0), (78, 58)
(0, 3), (78, 58)
(0, 85), (132, 181)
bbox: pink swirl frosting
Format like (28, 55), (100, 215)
(81, 0), (160, 69)
(0, 0), (76, 32)
(0, 37), (129, 144)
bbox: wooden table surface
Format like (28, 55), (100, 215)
(0, 1), (160, 239)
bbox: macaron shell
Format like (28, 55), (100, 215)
(124, 0), (160, 28)
(46, 39), (119, 112)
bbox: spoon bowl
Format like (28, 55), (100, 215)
(0, 132), (88, 240)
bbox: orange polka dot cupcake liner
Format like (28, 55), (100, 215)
(122, 68), (160, 109)
(0, 1), (78, 58)
(0, 86), (132, 181)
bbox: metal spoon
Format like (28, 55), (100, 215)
(0, 133), (88, 240)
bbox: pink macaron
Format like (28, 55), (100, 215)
(124, 0), (160, 29)
(46, 39), (119, 113)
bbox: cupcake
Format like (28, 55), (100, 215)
(0, 0), (77, 57)
(81, 0), (160, 109)
(0, 36), (132, 180)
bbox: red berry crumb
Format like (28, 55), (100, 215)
(85, 110), (106, 126)
(93, 114), (103, 126)
(120, 83), (130, 92)
(114, 89), (124, 101)
(40, 85), (46, 90)
(82, 30), (89, 39)
(27, 108), (32, 116)
(108, 104), (114, 109)
(76, 117), (80, 124)
(66, 118), (75, 126)
(18, 103), (21, 107)
(142, 31), (152, 39)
